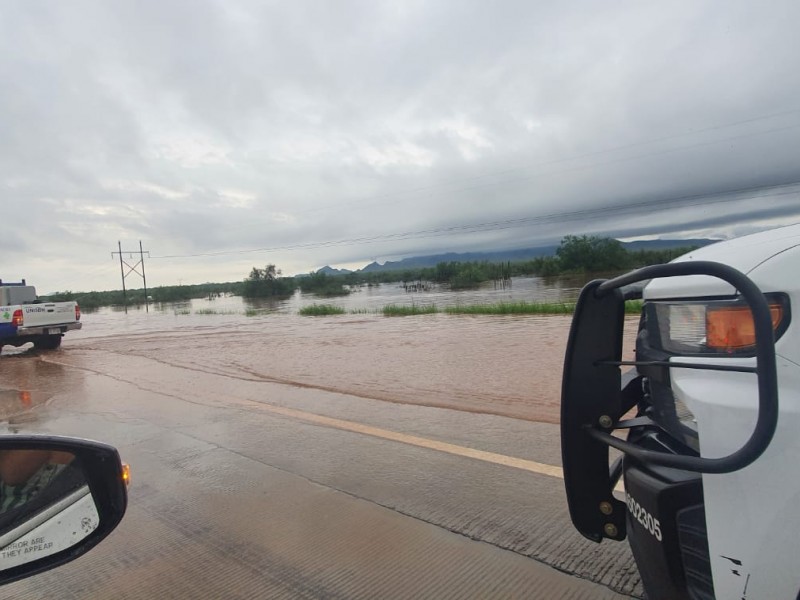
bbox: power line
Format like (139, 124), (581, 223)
(423, 123), (800, 202)
(203, 112), (800, 242)
(126, 109), (800, 249)
(291, 108), (800, 215)
(149, 180), (800, 260)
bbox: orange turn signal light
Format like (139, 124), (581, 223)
(122, 463), (131, 486)
(706, 303), (784, 351)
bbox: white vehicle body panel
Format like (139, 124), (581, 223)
(643, 223), (800, 598)
(646, 224), (800, 299)
(16, 304), (79, 329)
(0, 283), (81, 346)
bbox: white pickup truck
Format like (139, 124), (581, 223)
(561, 223), (800, 599)
(0, 280), (82, 354)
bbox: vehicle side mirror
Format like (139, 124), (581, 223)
(0, 436), (127, 585)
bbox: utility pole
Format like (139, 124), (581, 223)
(111, 241), (151, 314)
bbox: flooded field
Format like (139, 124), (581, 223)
(76, 274), (590, 324)
(2, 278), (638, 424)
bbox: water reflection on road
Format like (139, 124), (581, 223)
(0, 356), (86, 428)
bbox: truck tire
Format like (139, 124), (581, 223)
(34, 335), (62, 350)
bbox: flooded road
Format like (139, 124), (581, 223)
(80, 313), (584, 423)
(0, 311), (641, 598)
(14, 307), (637, 424)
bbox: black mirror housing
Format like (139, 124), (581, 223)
(0, 435), (127, 585)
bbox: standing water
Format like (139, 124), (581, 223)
(2, 274), (636, 424)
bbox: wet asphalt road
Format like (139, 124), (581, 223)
(0, 339), (641, 599)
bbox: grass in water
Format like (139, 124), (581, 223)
(445, 302), (574, 315)
(299, 304), (346, 316)
(443, 300), (643, 316)
(624, 300), (643, 314)
(382, 304), (439, 316)
(185, 300), (643, 318)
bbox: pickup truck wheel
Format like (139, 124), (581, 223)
(34, 336), (62, 350)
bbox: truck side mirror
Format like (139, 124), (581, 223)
(0, 436), (127, 585)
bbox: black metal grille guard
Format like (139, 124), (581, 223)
(560, 261), (779, 542)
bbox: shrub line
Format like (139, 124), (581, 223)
(296, 300), (642, 316)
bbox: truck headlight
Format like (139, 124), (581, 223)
(646, 293), (790, 355)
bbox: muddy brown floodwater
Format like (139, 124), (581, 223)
(0, 310), (644, 599)
(49, 311), (638, 424)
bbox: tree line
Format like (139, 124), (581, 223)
(43, 236), (698, 306)
(328, 236), (697, 291)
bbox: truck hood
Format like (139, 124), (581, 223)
(644, 223), (800, 299)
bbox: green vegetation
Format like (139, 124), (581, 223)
(444, 299), (642, 315)
(431, 261), (513, 290)
(151, 286), (193, 303)
(43, 289), (130, 310)
(556, 235), (628, 272)
(41, 238), (696, 309)
(296, 300), (644, 317)
(298, 304), (347, 316)
(450, 264), (494, 290)
(334, 236), (696, 291)
(624, 300), (643, 314)
(42, 282), (246, 310)
(445, 302), (576, 315)
(297, 272), (350, 297)
(382, 304), (438, 316)
(242, 264), (296, 298)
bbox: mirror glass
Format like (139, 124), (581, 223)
(0, 449), (99, 569)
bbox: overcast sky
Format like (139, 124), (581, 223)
(2, 0), (800, 293)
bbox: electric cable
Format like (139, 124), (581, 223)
(149, 180), (800, 259)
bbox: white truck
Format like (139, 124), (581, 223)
(0, 280), (82, 354)
(561, 224), (799, 599)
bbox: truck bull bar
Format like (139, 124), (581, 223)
(560, 261), (779, 542)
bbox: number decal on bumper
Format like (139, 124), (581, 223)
(626, 492), (663, 541)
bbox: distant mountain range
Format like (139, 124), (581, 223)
(315, 238), (716, 275)
(316, 266), (354, 276)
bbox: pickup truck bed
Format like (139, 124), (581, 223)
(0, 281), (82, 353)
